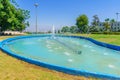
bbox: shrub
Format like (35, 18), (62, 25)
(91, 32), (120, 35)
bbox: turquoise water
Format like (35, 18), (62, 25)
(4, 36), (120, 76)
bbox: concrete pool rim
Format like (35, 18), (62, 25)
(0, 35), (120, 79)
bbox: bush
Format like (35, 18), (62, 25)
(91, 32), (120, 35)
(25, 32), (32, 34)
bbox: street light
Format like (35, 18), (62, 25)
(116, 12), (120, 22)
(34, 3), (39, 34)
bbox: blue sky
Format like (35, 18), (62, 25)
(15, 0), (120, 32)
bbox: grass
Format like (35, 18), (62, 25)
(89, 34), (120, 45)
(0, 50), (93, 80)
(65, 33), (120, 46)
(0, 34), (120, 80)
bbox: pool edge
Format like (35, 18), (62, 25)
(0, 35), (120, 79)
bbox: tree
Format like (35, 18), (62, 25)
(70, 26), (78, 33)
(110, 19), (115, 23)
(57, 30), (60, 33)
(76, 14), (89, 33)
(0, 0), (14, 31)
(91, 15), (100, 27)
(91, 15), (100, 32)
(14, 9), (30, 31)
(105, 18), (110, 22)
(61, 26), (70, 33)
(89, 26), (100, 32)
(48, 30), (51, 33)
(0, 0), (30, 31)
(104, 18), (110, 32)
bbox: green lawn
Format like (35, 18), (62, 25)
(89, 34), (120, 45)
(65, 34), (120, 46)
(0, 34), (120, 80)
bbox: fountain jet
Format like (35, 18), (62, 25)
(52, 25), (55, 39)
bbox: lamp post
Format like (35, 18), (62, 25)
(116, 12), (120, 22)
(34, 3), (39, 34)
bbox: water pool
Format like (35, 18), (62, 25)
(1, 35), (120, 79)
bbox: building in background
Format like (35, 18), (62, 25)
(98, 22), (120, 32)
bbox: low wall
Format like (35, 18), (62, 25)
(0, 35), (120, 79)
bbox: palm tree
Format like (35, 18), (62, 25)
(110, 19), (115, 23)
(104, 18), (110, 32)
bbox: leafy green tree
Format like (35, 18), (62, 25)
(14, 9), (30, 31)
(89, 26), (100, 32)
(0, 0), (13, 31)
(76, 14), (89, 33)
(91, 15), (100, 32)
(70, 26), (78, 33)
(61, 26), (70, 33)
(91, 15), (100, 27)
(0, 0), (30, 31)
